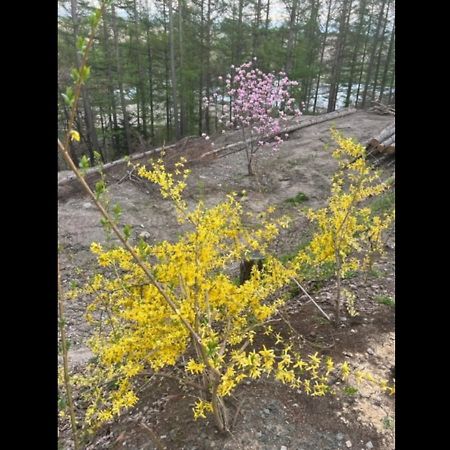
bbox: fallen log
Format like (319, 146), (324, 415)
(383, 145), (395, 155)
(382, 134), (395, 147)
(369, 101), (395, 115)
(370, 135), (395, 156)
(372, 123), (395, 144)
(365, 122), (395, 157)
(200, 107), (357, 160)
(58, 142), (178, 188)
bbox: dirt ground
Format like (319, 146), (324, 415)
(58, 111), (395, 449)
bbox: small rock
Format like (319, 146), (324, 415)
(139, 231), (151, 240)
(366, 442), (374, 449)
(367, 348), (375, 355)
(293, 403), (299, 407)
(350, 329), (357, 334)
(346, 440), (352, 448)
(264, 408), (270, 415)
(280, 446), (288, 450)
(210, 442), (216, 447)
(336, 432), (344, 440)
(256, 432), (262, 438)
(343, 352), (353, 357)
(169, 429), (177, 440)
(82, 202), (92, 209)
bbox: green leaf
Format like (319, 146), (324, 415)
(71, 68), (80, 82)
(123, 224), (132, 240)
(112, 203), (122, 219)
(76, 36), (86, 51)
(80, 65), (91, 82)
(95, 180), (106, 199)
(93, 150), (102, 166)
(100, 217), (111, 231)
(62, 87), (74, 107)
(89, 8), (102, 28)
(137, 239), (150, 257)
(79, 155), (90, 171)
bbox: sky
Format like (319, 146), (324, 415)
(58, 0), (290, 25)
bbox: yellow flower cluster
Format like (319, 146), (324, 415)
(193, 399), (213, 420)
(343, 288), (359, 317)
(292, 130), (394, 281)
(137, 155), (190, 221)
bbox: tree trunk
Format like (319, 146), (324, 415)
(179, 0), (187, 136)
(204, 0), (212, 135)
(198, 0), (205, 135)
(111, 3), (132, 154)
(387, 68), (395, 105)
(285, 0), (299, 75)
(312, 0), (333, 114)
(134, 0), (147, 139)
(355, 0), (375, 107)
(303, 0), (320, 110)
(344, 0), (367, 107)
(252, 0), (262, 57)
(371, 0), (392, 102)
(327, 0), (353, 113)
(144, 1), (155, 145)
(102, 12), (120, 155)
(361, 0), (388, 108)
(265, 0), (270, 32)
(234, 0), (244, 65)
(168, 0), (181, 139)
(162, 1), (172, 141)
(378, 25), (395, 103)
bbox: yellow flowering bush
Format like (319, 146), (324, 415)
(74, 156), (298, 431)
(65, 155), (394, 435)
(291, 130), (395, 321)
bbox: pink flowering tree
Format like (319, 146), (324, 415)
(206, 59), (302, 176)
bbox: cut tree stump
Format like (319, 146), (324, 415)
(239, 255), (265, 285)
(365, 122), (395, 157)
